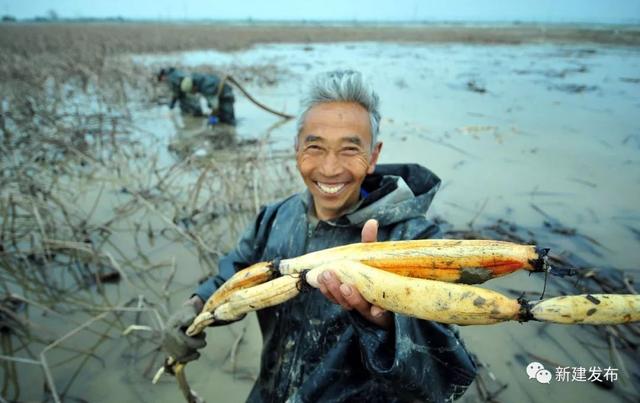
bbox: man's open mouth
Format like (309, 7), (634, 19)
(315, 181), (347, 195)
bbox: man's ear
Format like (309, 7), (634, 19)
(367, 142), (383, 174)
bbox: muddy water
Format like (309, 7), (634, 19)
(125, 43), (640, 402)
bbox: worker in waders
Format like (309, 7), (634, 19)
(157, 67), (236, 125)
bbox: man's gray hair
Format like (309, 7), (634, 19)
(296, 70), (381, 150)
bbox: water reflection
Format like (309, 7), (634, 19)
(167, 114), (239, 160)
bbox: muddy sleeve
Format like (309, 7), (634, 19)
(349, 313), (477, 401)
(194, 207), (267, 302)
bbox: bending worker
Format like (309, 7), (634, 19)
(157, 67), (236, 125)
(162, 69), (476, 402)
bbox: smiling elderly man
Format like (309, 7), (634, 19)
(162, 70), (477, 402)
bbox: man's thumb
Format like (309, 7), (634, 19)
(361, 219), (378, 243)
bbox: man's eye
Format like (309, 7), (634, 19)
(305, 145), (323, 152)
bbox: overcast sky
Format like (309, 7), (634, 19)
(2, 0), (639, 24)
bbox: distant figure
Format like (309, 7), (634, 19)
(157, 67), (236, 125)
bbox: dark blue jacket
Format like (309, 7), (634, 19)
(192, 73), (234, 100)
(191, 73), (235, 123)
(196, 164), (477, 402)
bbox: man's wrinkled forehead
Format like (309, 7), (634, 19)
(296, 101), (374, 148)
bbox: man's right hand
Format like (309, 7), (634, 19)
(162, 300), (206, 363)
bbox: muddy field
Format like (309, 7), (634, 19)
(1, 23), (639, 402)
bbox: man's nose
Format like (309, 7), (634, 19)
(319, 152), (343, 177)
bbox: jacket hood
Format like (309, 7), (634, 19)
(345, 163), (441, 226)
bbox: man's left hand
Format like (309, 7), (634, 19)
(316, 219), (394, 329)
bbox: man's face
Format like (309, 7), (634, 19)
(296, 101), (382, 221)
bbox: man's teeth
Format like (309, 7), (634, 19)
(316, 182), (345, 194)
